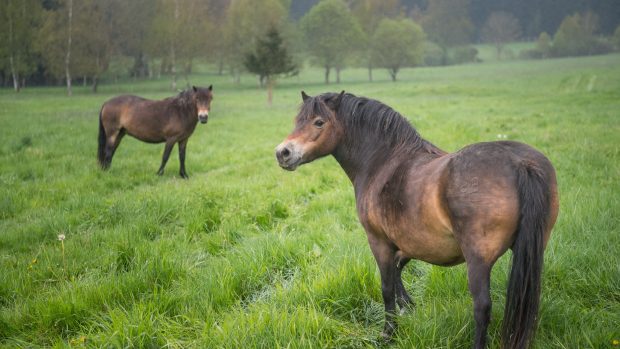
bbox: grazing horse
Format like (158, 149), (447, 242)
(98, 85), (213, 178)
(275, 91), (559, 349)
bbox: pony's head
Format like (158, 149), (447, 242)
(275, 91), (345, 171)
(192, 85), (213, 124)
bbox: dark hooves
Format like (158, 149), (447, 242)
(398, 302), (415, 315)
(180, 173), (189, 179)
(380, 322), (397, 343)
(379, 331), (395, 345)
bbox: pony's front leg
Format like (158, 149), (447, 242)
(178, 139), (189, 179)
(157, 141), (175, 176)
(368, 234), (398, 339)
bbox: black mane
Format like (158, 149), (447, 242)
(314, 92), (444, 155)
(173, 89), (195, 109)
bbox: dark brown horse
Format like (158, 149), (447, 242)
(275, 91), (559, 349)
(98, 85), (213, 178)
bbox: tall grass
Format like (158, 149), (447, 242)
(1, 54), (619, 348)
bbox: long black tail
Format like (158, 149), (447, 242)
(97, 107), (107, 168)
(502, 161), (551, 349)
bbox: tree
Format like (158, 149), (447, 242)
(536, 32), (552, 58)
(0, 0), (41, 92)
(63, 0), (74, 95)
(482, 12), (521, 60)
(371, 18), (425, 81)
(107, 0), (157, 79)
(223, 0), (288, 84)
(420, 0), (474, 64)
(350, 0), (400, 81)
(244, 27), (298, 105)
(72, 0), (114, 92)
(300, 0), (363, 84)
(204, 0), (232, 75)
(145, 0), (212, 89)
(38, 0), (73, 91)
(553, 12), (600, 57)
(613, 25), (620, 51)
(38, 0), (113, 93)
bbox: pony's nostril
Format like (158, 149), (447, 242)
(282, 148), (291, 158)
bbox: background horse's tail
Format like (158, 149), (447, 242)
(502, 161), (551, 349)
(97, 107), (107, 168)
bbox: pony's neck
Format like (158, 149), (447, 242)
(332, 122), (444, 190)
(173, 92), (197, 115)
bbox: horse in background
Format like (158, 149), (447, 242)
(98, 85), (213, 178)
(276, 91), (559, 349)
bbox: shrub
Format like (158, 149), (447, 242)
(536, 32), (552, 58)
(423, 41), (445, 66)
(450, 46), (479, 64)
(519, 48), (543, 60)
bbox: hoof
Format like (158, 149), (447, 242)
(180, 173), (189, 179)
(398, 302), (415, 315)
(380, 331), (394, 344)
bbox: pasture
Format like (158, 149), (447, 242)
(1, 54), (619, 348)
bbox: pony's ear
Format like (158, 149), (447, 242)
(208, 84), (213, 91)
(326, 90), (345, 110)
(192, 86), (198, 92)
(301, 91), (310, 102)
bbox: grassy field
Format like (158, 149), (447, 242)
(1, 54), (619, 348)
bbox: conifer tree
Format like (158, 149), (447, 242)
(244, 27), (298, 106)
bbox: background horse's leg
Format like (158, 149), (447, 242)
(395, 255), (414, 312)
(368, 235), (398, 339)
(465, 256), (492, 349)
(103, 129), (124, 169)
(178, 138), (189, 179)
(157, 141), (175, 176)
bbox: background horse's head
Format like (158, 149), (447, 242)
(276, 91), (345, 171)
(192, 85), (213, 124)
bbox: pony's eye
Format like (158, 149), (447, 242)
(313, 119), (325, 128)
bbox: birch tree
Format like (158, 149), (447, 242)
(0, 0), (41, 92)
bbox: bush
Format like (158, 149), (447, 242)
(519, 48), (543, 60)
(503, 48), (516, 60)
(423, 41), (445, 66)
(449, 46), (479, 64)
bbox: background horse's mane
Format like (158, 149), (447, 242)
(315, 92), (444, 155)
(172, 89), (195, 108)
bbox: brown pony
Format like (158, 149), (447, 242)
(275, 91), (559, 349)
(98, 85), (213, 178)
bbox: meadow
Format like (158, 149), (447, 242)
(1, 54), (619, 348)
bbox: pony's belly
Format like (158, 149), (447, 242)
(394, 228), (464, 266)
(125, 127), (166, 143)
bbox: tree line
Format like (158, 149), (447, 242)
(1, 0), (619, 94)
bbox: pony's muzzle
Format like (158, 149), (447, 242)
(198, 112), (209, 124)
(275, 141), (302, 171)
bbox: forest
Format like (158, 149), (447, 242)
(1, 0), (619, 94)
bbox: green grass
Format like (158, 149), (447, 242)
(1, 54), (619, 348)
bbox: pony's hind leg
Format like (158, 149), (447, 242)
(103, 129), (125, 169)
(157, 141), (175, 176)
(178, 138), (189, 179)
(465, 256), (493, 349)
(395, 253), (414, 312)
